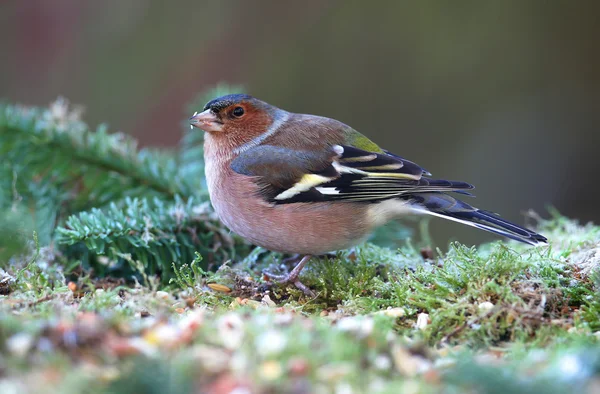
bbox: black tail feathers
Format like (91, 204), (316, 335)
(411, 192), (547, 246)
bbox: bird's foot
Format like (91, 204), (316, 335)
(263, 255), (315, 297)
(281, 254), (302, 266)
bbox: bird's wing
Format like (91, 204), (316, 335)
(230, 144), (474, 204)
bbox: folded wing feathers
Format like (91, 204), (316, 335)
(273, 173), (333, 200)
(272, 145), (474, 203)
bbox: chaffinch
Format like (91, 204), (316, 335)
(190, 94), (547, 295)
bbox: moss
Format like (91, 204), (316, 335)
(196, 215), (598, 350)
(1, 215), (600, 392)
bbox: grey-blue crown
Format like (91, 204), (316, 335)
(203, 94), (253, 112)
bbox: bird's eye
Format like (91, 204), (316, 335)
(232, 106), (245, 117)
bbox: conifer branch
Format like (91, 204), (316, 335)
(0, 99), (196, 211)
(2, 84), (249, 278)
(56, 196), (249, 280)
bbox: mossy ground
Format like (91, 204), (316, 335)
(1, 215), (600, 393)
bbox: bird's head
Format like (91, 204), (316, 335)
(190, 94), (284, 147)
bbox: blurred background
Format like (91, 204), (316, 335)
(2, 1), (599, 246)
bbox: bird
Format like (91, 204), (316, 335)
(189, 94), (547, 295)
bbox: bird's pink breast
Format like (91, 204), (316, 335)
(206, 157), (371, 255)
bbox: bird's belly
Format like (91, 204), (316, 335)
(209, 173), (371, 255)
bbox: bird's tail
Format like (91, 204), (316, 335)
(409, 192), (547, 246)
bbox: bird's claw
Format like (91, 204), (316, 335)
(263, 255), (315, 297)
(263, 270), (316, 297)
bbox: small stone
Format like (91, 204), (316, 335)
(255, 330), (287, 356)
(273, 313), (294, 326)
(478, 302), (494, 313)
(217, 313), (245, 350)
(373, 355), (392, 371)
(261, 294), (276, 307)
(415, 313), (430, 330)
(155, 290), (171, 300)
(97, 256), (111, 265)
(337, 316), (374, 337)
(143, 324), (181, 348)
(6, 333), (34, 358)
(178, 309), (205, 332)
(190, 345), (231, 374)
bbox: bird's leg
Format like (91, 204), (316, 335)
(264, 255), (315, 297)
(281, 253), (302, 266)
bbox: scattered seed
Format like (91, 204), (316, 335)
(259, 360), (283, 381)
(67, 281), (77, 292)
(380, 307), (405, 318)
(208, 283), (232, 293)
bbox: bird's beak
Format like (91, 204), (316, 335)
(189, 109), (223, 133)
